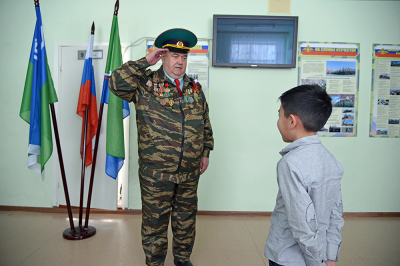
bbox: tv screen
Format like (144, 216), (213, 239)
(212, 15), (298, 68)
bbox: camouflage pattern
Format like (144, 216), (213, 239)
(140, 173), (198, 266)
(109, 57), (213, 265)
(109, 57), (214, 183)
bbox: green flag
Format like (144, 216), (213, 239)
(20, 6), (58, 180)
(100, 15), (130, 179)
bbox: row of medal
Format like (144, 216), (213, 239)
(146, 80), (200, 109)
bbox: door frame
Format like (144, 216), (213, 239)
(52, 41), (131, 210)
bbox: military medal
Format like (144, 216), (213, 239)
(193, 93), (199, 102)
(169, 99), (174, 106)
(159, 86), (165, 97)
(153, 85), (159, 96)
(164, 92), (170, 97)
(146, 80), (152, 87)
(184, 96), (188, 103)
(188, 97), (194, 103)
(160, 99), (166, 106)
(192, 84), (199, 94)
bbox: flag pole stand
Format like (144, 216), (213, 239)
(63, 105), (96, 240)
(62, 22), (98, 241)
(62, 226), (96, 240)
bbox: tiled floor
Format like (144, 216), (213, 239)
(0, 211), (399, 266)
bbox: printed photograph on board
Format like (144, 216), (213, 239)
(330, 94), (355, 108)
(379, 73), (390, 80)
(301, 79), (327, 90)
(326, 61), (356, 77)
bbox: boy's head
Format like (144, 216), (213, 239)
(277, 85), (332, 142)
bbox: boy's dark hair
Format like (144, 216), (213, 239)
(279, 85), (332, 132)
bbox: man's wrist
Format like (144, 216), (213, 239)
(137, 57), (151, 69)
(202, 149), (210, 158)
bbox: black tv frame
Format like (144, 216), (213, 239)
(212, 14), (299, 68)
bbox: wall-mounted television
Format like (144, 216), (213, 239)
(212, 15), (298, 68)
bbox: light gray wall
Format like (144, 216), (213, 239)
(1, 0), (399, 212)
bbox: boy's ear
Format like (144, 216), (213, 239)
(289, 114), (299, 130)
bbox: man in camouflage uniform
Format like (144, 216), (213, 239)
(109, 28), (214, 266)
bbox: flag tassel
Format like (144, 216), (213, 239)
(50, 104), (75, 233)
(84, 102), (104, 228)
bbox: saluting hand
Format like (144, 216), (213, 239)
(146, 48), (169, 66)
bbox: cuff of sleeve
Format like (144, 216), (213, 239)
(326, 242), (341, 261)
(202, 149), (210, 158)
(137, 57), (151, 69)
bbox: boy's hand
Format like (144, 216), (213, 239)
(325, 260), (335, 266)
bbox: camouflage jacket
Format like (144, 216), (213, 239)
(109, 57), (214, 183)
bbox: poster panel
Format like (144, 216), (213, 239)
(298, 42), (360, 137)
(370, 44), (400, 138)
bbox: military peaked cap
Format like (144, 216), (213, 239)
(154, 28), (197, 54)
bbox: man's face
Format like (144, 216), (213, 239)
(161, 51), (188, 79)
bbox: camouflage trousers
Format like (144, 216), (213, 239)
(139, 173), (199, 266)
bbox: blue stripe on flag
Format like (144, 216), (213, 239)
(100, 76), (110, 104)
(122, 100), (130, 118)
(100, 75), (129, 117)
(105, 154), (124, 179)
(29, 7), (47, 149)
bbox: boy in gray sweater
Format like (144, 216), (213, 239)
(265, 85), (344, 266)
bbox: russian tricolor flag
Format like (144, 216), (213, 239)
(77, 33), (98, 167)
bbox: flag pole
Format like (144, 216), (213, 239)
(84, 103), (103, 228)
(78, 22), (96, 229)
(62, 22), (96, 240)
(84, 21), (100, 228)
(84, 1), (119, 228)
(78, 104), (89, 228)
(34, 0), (78, 237)
(50, 104), (75, 233)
